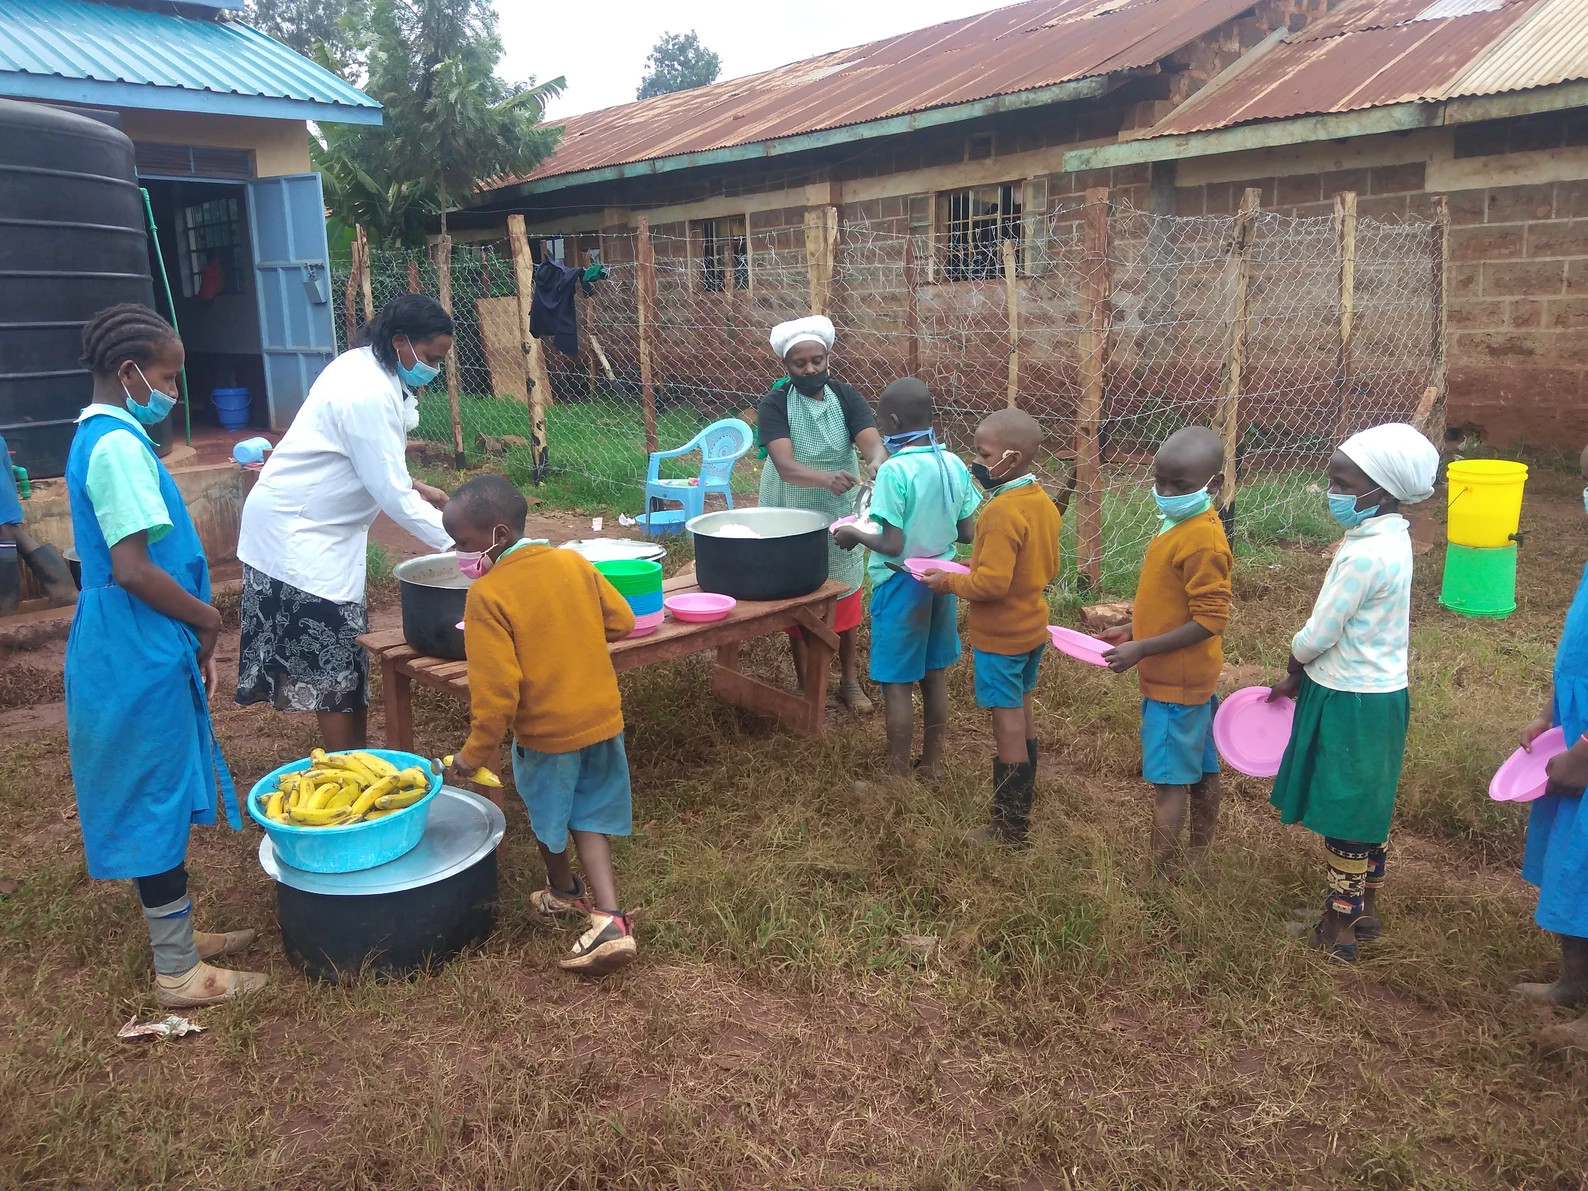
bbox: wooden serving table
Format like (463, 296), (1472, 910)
(357, 575), (847, 751)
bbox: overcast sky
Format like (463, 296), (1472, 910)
(495, 1), (1014, 119)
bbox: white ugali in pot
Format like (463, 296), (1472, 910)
(687, 507), (829, 602)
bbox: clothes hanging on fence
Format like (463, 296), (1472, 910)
(531, 258), (600, 357)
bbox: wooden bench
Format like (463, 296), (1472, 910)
(357, 574), (847, 751)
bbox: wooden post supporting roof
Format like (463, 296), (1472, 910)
(804, 206), (837, 316)
(637, 215), (659, 454)
(1003, 236), (1020, 409)
(507, 215), (551, 483)
(1216, 187), (1261, 516)
(435, 234), (465, 469)
(1332, 190), (1358, 440)
(1074, 187), (1110, 592)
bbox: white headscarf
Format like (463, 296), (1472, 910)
(1338, 422), (1440, 505)
(769, 315), (835, 360)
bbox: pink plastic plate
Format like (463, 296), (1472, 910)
(904, 557), (970, 578)
(1212, 687), (1296, 778)
(665, 593), (737, 623)
(1047, 625), (1111, 667)
(455, 621), (465, 631)
(628, 610), (665, 638)
(1490, 727), (1567, 802)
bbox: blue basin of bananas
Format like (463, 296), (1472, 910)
(247, 748), (442, 874)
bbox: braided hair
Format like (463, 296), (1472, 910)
(80, 303), (180, 378)
(359, 293), (454, 375)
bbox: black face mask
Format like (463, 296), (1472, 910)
(789, 370), (830, 397)
(969, 462), (999, 491)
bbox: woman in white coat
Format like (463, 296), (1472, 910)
(235, 294), (454, 750)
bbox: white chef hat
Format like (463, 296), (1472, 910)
(769, 315), (835, 359)
(1338, 422), (1441, 505)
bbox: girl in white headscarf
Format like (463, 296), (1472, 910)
(1266, 422), (1440, 962)
(759, 315), (888, 709)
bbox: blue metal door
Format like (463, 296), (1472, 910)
(246, 174), (335, 428)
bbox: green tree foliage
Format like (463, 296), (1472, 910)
(312, 0), (564, 246)
(636, 30), (721, 100)
(245, 0), (369, 76)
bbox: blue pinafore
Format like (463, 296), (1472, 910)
(1524, 559), (1588, 940)
(64, 410), (240, 881)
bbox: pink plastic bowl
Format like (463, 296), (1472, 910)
(665, 593), (736, 623)
(1490, 727), (1567, 802)
(628, 610), (665, 638)
(1047, 625), (1111, 667)
(1212, 686), (1296, 778)
(904, 557), (970, 578)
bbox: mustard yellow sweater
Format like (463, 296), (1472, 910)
(459, 546), (635, 766)
(941, 480), (1061, 654)
(1131, 508), (1233, 705)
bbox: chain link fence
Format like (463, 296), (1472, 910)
(335, 195), (1441, 594)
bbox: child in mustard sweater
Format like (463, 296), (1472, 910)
(922, 409), (1061, 846)
(1100, 427), (1232, 878)
(444, 475), (639, 976)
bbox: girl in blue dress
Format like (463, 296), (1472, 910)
(1516, 441), (1588, 1055)
(66, 305), (265, 1008)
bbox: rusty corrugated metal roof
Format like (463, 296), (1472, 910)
(498, 0), (1261, 189)
(1147, 0), (1579, 137)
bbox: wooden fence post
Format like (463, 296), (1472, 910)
(804, 206), (837, 316)
(435, 234), (465, 469)
(636, 215), (658, 454)
(1414, 196), (1451, 443)
(343, 236), (360, 348)
(1332, 191), (1358, 440)
(903, 235), (921, 377)
(506, 215), (551, 483)
(1216, 188), (1261, 520)
(407, 259), (419, 294)
(582, 244), (599, 398)
(1002, 235), (1020, 408)
(356, 225), (373, 322)
(1074, 187), (1111, 592)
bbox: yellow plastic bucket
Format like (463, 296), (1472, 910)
(1446, 459), (1528, 548)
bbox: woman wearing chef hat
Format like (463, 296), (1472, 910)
(234, 294), (454, 751)
(760, 315), (888, 710)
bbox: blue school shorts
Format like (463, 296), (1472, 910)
(868, 572), (960, 684)
(973, 644), (1046, 709)
(511, 732), (633, 852)
(1140, 695), (1221, 786)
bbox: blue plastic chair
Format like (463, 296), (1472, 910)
(641, 418), (754, 536)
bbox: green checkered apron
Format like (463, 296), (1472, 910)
(758, 384), (864, 598)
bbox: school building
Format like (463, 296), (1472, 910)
(456, 0), (1588, 446)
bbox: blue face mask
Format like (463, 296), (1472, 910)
(1153, 485), (1211, 522)
(882, 428), (934, 454)
(397, 336), (440, 388)
(1581, 486), (1588, 516)
(1329, 490), (1380, 527)
(123, 362), (177, 425)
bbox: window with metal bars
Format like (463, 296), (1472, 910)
(698, 216), (749, 292)
(178, 197), (245, 298)
(940, 183), (1022, 281)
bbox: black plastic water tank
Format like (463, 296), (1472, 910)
(0, 98), (171, 478)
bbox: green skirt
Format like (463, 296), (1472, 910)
(1269, 673), (1409, 844)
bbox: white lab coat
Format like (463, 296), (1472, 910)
(238, 346), (450, 604)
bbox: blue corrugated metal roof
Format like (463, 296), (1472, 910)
(0, 0), (381, 124)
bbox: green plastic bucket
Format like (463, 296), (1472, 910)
(1439, 543), (1516, 619)
(594, 558), (663, 595)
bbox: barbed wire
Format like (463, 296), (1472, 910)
(334, 197), (1439, 594)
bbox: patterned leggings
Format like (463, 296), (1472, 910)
(1323, 838), (1388, 917)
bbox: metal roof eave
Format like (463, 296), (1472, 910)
(0, 71), (383, 126)
(469, 74), (1114, 207)
(1063, 78), (1588, 171)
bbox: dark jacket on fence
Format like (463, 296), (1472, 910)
(530, 259), (585, 357)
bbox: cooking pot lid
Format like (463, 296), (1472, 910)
(559, 538), (666, 563)
(258, 787), (506, 896)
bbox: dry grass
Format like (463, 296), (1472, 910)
(3, 467), (1588, 1189)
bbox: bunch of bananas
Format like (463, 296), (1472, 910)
(258, 749), (432, 829)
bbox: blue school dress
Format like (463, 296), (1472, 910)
(1524, 560), (1588, 939)
(64, 410), (240, 880)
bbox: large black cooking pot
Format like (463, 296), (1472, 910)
(393, 553), (471, 660)
(688, 507), (830, 602)
(259, 788), (504, 982)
